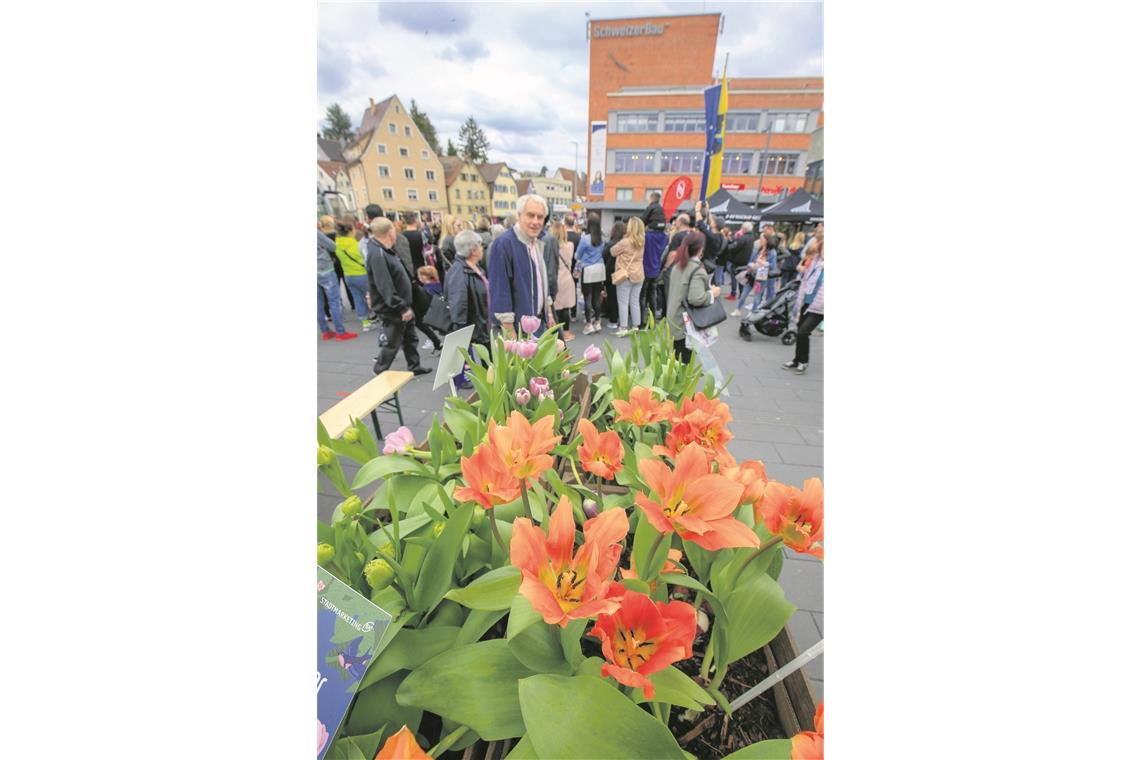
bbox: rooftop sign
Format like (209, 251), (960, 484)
(594, 22), (667, 38)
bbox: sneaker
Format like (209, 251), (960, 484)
(729, 309), (742, 317)
(431, 346), (442, 357)
(608, 322), (618, 329)
(361, 319), (374, 332)
(335, 332), (358, 341)
(725, 295), (736, 302)
(411, 366), (432, 376)
(615, 329), (629, 337)
(321, 331), (336, 341)
(782, 360), (807, 373)
(420, 340), (433, 350)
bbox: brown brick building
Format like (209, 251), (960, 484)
(585, 13), (823, 214)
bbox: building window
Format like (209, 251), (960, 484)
(769, 113), (809, 133)
(616, 188), (633, 201)
(663, 113), (704, 132)
(407, 188), (419, 201)
(660, 151), (703, 173)
(404, 125), (412, 137)
(467, 190), (473, 200)
(395, 104), (400, 114)
(378, 165), (390, 178)
(405, 168), (415, 179)
(723, 151), (754, 174)
(761, 153), (799, 175)
(614, 151), (655, 173)
(428, 190), (438, 201)
(725, 113), (762, 132)
(399, 147), (409, 157)
(388, 123), (396, 134)
(376, 144), (387, 155)
(615, 113), (656, 132)
(382, 188), (394, 200)
(421, 150), (428, 160)
(455, 189), (461, 198)
(426, 169), (436, 181)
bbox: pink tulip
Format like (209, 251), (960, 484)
(584, 344), (602, 363)
(556, 339), (566, 352)
(520, 315), (542, 336)
(515, 387), (532, 405)
(503, 339), (518, 354)
(517, 340), (538, 359)
(318, 720), (329, 754)
(382, 426), (416, 455)
(529, 376), (550, 397)
(583, 499), (599, 518)
(316, 580), (326, 592)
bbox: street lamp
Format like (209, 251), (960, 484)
(570, 139), (579, 203)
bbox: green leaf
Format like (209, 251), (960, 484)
(722, 739), (794, 759)
(412, 502), (473, 612)
(518, 675), (685, 760)
(328, 437), (372, 465)
(621, 577), (653, 595)
(506, 594), (543, 640)
(681, 538), (715, 584)
(631, 509), (670, 580)
(443, 405), (479, 447)
(722, 574), (795, 665)
(559, 618), (587, 670)
(395, 639), (535, 741)
(455, 608), (508, 647)
(318, 418), (332, 447)
(352, 455), (432, 489)
(767, 548), (784, 581)
(344, 672), (422, 739)
(444, 566), (521, 610)
(358, 626), (461, 690)
(504, 734), (539, 759)
(509, 620), (569, 674)
(335, 727), (387, 760)
(633, 666), (715, 711)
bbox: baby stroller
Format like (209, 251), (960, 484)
(738, 277), (800, 345)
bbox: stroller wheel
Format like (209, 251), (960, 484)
(781, 331), (797, 346)
(738, 323), (753, 341)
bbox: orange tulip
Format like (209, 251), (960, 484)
(373, 725), (431, 760)
(756, 478), (824, 559)
(635, 443), (759, 551)
(487, 411), (560, 482)
(620, 548), (684, 592)
(613, 385), (673, 426)
(790, 701), (824, 760)
(454, 442), (521, 510)
(672, 391), (733, 429)
(510, 495), (629, 627)
(577, 418), (625, 481)
(722, 459), (768, 507)
(589, 590), (697, 699)
(652, 408), (735, 467)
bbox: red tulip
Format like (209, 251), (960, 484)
(589, 591), (697, 699)
(790, 701), (824, 759)
(756, 478), (824, 559)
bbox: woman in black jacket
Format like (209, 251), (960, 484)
(445, 230), (492, 360)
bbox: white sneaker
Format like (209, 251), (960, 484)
(729, 309), (741, 317)
(615, 328), (629, 337)
(420, 340), (433, 350)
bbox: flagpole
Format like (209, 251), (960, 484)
(753, 123), (773, 210)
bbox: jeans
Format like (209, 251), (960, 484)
(793, 311), (824, 365)
(582, 282), (603, 323)
(616, 279), (642, 330)
(760, 277), (777, 305)
(638, 275), (659, 327)
(344, 275), (370, 320)
(318, 270), (345, 334)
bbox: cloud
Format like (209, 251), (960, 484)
(437, 38), (490, 62)
(378, 1), (474, 36)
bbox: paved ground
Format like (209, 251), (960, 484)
(317, 297), (824, 700)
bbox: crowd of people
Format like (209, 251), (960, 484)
(317, 192), (824, 382)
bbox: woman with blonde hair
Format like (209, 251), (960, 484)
(608, 216), (647, 336)
(439, 214), (459, 265)
(550, 219), (577, 341)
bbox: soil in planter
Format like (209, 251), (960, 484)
(669, 648), (785, 759)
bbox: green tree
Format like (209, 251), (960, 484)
(321, 103), (354, 142)
(410, 99), (441, 154)
(446, 139), (458, 157)
(458, 116), (490, 163)
(540, 165), (548, 177)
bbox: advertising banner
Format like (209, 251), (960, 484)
(589, 121), (607, 196)
(317, 566), (394, 759)
(662, 176), (693, 220)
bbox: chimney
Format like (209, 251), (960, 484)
(369, 97), (374, 108)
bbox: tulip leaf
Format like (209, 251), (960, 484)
(455, 608), (508, 647)
(509, 621), (570, 674)
(506, 594), (543, 640)
(722, 573), (795, 665)
(622, 577), (653, 595)
(395, 639), (535, 741)
(721, 739), (794, 759)
(328, 436), (372, 465)
(318, 418), (332, 447)
(519, 674), (686, 760)
(443, 406), (479, 448)
(333, 727), (387, 760)
(504, 734), (539, 759)
(766, 548), (784, 581)
(352, 455), (433, 489)
(369, 514), (432, 547)
(412, 502), (473, 612)
(344, 672), (422, 740)
(328, 736), (368, 760)
(575, 656), (604, 678)
(631, 508), (671, 581)
(559, 618), (588, 669)
(358, 626), (461, 690)
(444, 566), (521, 610)
(633, 666), (716, 711)
(681, 538), (715, 584)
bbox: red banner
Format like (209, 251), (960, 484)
(662, 176), (692, 219)
(721, 183), (745, 191)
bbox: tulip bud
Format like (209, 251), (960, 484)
(697, 609), (710, 634)
(364, 558), (395, 590)
(529, 376), (550, 397)
(520, 315), (542, 336)
(556, 339), (566, 352)
(317, 445), (336, 467)
(471, 508), (485, 529)
(583, 499), (599, 518)
(339, 495), (363, 519)
(503, 339), (518, 354)
(515, 387), (532, 405)
(317, 543), (335, 566)
(562, 369), (571, 380)
(432, 521), (446, 538)
(354, 551), (366, 565)
(486, 366), (496, 383)
(378, 542), (397, 558)
(583, 344), (602, 363)
(342, 426), (360, 443)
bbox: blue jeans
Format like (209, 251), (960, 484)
(760, 277), (777, 306)
(344, 275), (369, 320)
(318, 270), (345, 334)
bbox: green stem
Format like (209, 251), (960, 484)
(489, 506), (508, 558)
(644, 531), (666, 580)
(727, 535), (784, 589)
(428, 725), (471, 757)
(595, 475), (605, 511)
(700, 632), (716, 680)
(568, 457), (586, 487)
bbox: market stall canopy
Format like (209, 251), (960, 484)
(705, 188), (766, 224)
(757, 188), (823, 223)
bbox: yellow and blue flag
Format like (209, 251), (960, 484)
(699, 74), (728, 201)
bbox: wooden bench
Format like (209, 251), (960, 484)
(319, 370), (414, 440)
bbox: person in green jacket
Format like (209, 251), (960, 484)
(335, 216), (372, 331)
(665, 230), (721, 362)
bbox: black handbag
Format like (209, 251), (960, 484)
(423, 294), (452, 333)
(681, 266), (727, 329)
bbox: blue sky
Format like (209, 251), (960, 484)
(318, 1), (822, 173)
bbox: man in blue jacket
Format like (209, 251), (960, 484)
(487, 194), (553, 340)
(639, 192), (668, 327)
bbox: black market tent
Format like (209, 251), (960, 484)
(757, 188), (824, 223)
(705, 188), (766, 224)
